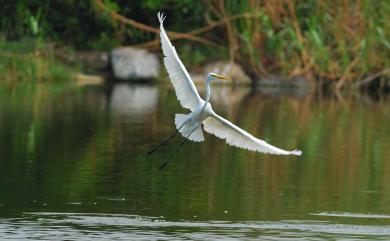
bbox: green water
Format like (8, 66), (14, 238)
(1, 82), (390, 240)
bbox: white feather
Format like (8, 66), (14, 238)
(203, 113), (302, 156)
(175, 113), (204, 142)
(187, 126), (205, 142)
(157, 12), (204, 111)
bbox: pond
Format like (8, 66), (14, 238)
(0, 82), (390, 240)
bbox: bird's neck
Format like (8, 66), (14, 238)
(202, 80), (211, 110)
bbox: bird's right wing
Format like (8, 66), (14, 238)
(203, 113), (302, 156)
(157, 12), (204, 111)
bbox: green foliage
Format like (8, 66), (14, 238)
(1, 0), (389, 86)
(0, 39), (77, 83)
(228, 0), (390, 83)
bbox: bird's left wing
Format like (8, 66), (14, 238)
(158, 12), (204, 111)
(203, 113), (302, 156)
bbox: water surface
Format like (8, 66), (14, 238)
(0, 82), (390, 240)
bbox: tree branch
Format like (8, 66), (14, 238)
(354, 68), (390, 87)
(93, 0), (220, 48)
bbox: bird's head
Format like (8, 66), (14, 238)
(206, 72), (231, 83)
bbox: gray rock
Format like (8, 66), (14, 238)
(77, 51), (109, 70)
(111, 47), (160, 80)
(257, 76), (309, 87)
(54, 50), (109, 70)
(191, 61), (251, 85)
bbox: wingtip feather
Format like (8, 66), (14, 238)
(291, 149), (303, 156)
(157, 11), (166, 24)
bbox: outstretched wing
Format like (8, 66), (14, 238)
(157, 12), (204, 111)
(203, 113), (302, 156)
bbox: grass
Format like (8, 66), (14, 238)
(0, 38), (78, 83)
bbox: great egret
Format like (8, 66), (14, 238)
(153, 12), (302, 168)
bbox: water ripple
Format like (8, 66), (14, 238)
(311, 212), (390, 219)
(1, 212), (390, 240)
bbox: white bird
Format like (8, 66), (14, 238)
(154, 12), (301, 167)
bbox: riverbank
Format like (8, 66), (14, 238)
(1, 1), (389, 90)
(0, 39), (389, 92)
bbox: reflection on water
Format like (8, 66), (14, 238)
(0, 82), (390, 240)
(109, 83), (158, 118)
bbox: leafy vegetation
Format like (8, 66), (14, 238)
(1, 0), (389, 89)
(0, 39), (78, 83)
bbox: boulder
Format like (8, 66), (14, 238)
(111, 47), (160, 80)
(257, 76), (309, 87)
(191, 61), (251, 85)
(77, 51), (109, 70)
(54, 50), (109, 70)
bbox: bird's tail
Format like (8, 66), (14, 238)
(175, 114), (204, 142)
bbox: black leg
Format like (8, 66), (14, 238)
(145, 121), (187, 156)
(158, 129), (194, 171)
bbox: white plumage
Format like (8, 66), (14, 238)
(203, 113), (302, 155)
(158, 12), (204, 111)
(158, 12), (302, 156)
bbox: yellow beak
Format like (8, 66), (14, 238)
(212, 73), (231, 80)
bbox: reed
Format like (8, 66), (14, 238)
(202, 0), (390, 88)
(95, 0), (389, 88)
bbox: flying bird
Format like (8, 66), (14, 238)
(152, 12), (302, 169)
